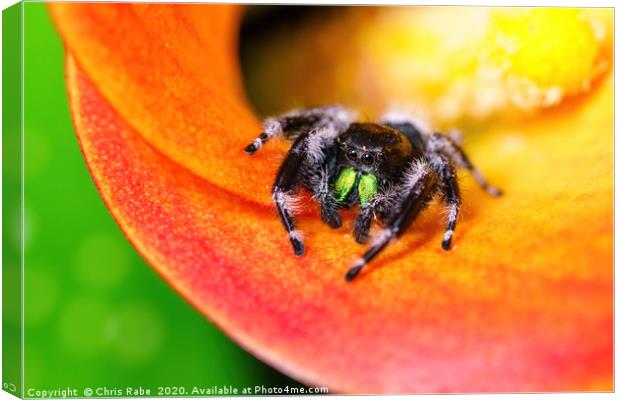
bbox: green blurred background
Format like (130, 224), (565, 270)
(9, 3), (297, 394)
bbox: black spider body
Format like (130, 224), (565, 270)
(244, 106), (501, 281)
(339, 122), (421, 178)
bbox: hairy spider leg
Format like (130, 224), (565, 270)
(272, 127), (347, 255)
(243, 117), (279, 155)
(353, 205), (374, 244)
(352, 186), (399, 244)
(272, 134), (311, 256)
(428, 133), (502, 197)
(381, 122), (492, 252)
(246, 106), (354, 249)
(345, 161), (438, 281)
(429, 155), (461, 250)
(244, 105), (354, 155)
(307, 163), (342, 229)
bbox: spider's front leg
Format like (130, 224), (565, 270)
(273, 135), (342, 255)
(245, 105), (354, 255)
(307, 166), (342, 229)
(353, 186), (399, 244)
(346, 161), (438, 281)
(271, 134), (312, 256)
(353, 206), (374, 244)
(244, 105), (354, 155)
(270, 113), (354, 256)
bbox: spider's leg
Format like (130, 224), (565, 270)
(346, 161), (438, 281)
(273, 188), (305, 256)
(271, 134), (312, 256)
(244, 105), (355, 155)
(308, 165), (342, 229)
(429, 155), (461, 250)
(273, 125), (342, 255)
(244, 118), (282, 155)
(440, 176), (461, 251)
(428, 133), (502, 197)
(353, 205), (374, 244)
(353, 186), (399, 244)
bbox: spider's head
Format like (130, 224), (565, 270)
(336, 122), (413, 179)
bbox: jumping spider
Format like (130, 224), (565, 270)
(244, 105), (502, 281)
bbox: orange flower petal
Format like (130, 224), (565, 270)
(55, 4), (612, 393)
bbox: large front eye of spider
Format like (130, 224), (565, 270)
(346, 148), (358, 161)
(361, 152), (375, 165)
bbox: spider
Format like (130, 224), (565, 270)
(243, 105), (502, 281)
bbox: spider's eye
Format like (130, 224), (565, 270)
(361, 153), (375, 165)
(346, 148), (358, 161)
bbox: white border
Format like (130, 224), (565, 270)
(0, 1), (616, 400)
